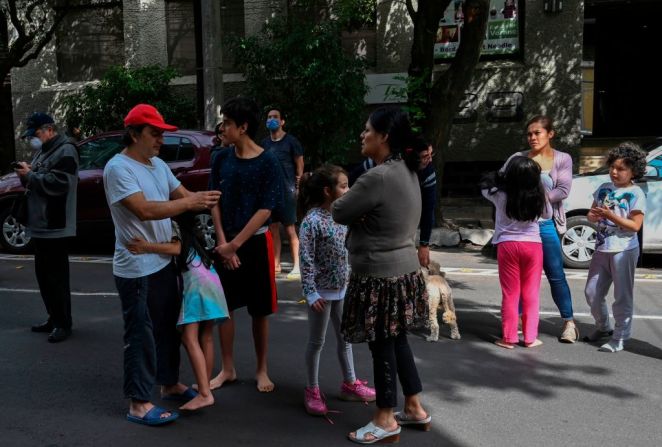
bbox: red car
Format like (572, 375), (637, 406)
(0, 130), (218, 253)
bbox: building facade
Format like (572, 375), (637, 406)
(10, 0), (583, 182)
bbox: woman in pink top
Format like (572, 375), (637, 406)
(483, 156), (552, 349)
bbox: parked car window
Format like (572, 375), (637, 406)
(159, 136), (195, 162)
(78, 137), (124, 170)
(648, 154), (662, 173)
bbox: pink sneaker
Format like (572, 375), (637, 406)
(339, 379), (376, 402)
(304, 387), (328, 415)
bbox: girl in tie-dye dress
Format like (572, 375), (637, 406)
(127, 212), (229, 411)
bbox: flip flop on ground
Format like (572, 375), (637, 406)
(126, 406), (179, 426)
(161, 387), (198, 402)
(395, 411), (432, 431)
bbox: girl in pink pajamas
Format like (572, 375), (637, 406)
(482, 156), (552, 349)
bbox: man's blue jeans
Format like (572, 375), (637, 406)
(115, 262), (181, 402)
(539, 219), (574, 320)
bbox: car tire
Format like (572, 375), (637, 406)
(0, 207), (32, 254)
(561, 215), (598, 269)
(194, 212), (216, 251)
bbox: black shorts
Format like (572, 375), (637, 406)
(217, 231), (278, 316)
(271, 187), (297, 225)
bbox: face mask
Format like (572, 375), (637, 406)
(266, 118), (280, 132)
(29, 137), (43, 151)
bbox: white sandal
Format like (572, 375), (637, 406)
(394, 411), (432, 431)
(348, 421), (401, 444)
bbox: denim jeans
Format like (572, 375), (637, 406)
(305, 299), (356, 388)
(115, 262), (181, 402)
(539, 219), (574, 320)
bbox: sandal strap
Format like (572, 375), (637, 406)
(355, 422), (399, 441)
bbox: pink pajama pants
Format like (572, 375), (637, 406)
(496, 241), (543, 344)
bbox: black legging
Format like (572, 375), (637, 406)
(368, 332), (422, 408)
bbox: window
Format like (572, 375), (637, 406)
(159, 137), (195, 162)
(78, 137), (124, 170)
(56, 1), (124, 82)
(166, 0), (196, 76)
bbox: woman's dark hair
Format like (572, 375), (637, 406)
(368, 106), (419, 172)
(174, 212), (213, 273)
(606, 141), (647, 180)
(497, 156), (546, 222)
(526, 115), (555, 133)
(297, 164), (347, 221)
(122, 125), (147, 146)
(221, 96), (260, 139)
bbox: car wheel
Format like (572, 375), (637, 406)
(561, 215), (597, 269)
(0, 208), (32, 254)
(194, 213), (216, 251)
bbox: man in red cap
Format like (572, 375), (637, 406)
(103, 104), (221, 426)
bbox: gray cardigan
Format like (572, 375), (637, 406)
(332, 158), (421, 278)
(502, 149), (573, 233)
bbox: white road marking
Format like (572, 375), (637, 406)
(441, 267), (662, 282)
(3, 287), (662, 321)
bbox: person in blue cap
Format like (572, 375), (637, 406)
(15, 112), (79, 343)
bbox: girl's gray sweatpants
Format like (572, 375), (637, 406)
(584, 247), (639, 341)
(305, 300), (356, 388)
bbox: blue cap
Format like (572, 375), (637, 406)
(22, 112), (55, 138)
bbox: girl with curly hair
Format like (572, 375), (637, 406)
(584, 142), (647, 353)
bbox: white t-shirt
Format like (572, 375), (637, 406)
(592, 182), (646, 253)
(103, 153), (181, 278)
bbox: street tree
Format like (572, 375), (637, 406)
(0, 0), (71, 169)
(232, 0), (369, 166)
(406, 0), (490, 192)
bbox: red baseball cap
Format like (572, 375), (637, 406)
(123, 104), (178, 131)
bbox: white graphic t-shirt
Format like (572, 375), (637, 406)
(592, 182), (646, 253)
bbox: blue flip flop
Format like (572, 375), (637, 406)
(126, 406), (179, 426)
(161, 387), (198, 402)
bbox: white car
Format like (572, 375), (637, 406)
(561, 143), (662, 268)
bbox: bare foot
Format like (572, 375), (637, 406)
(256, 371), (275, 392)
(210, 369), (237, 390)
(524, 339), (543, 348)
(179, 394), (214, 411)
(494, 339), (515, 349)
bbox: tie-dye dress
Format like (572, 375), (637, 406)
(177, 250), (230, 326)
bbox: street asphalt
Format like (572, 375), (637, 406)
(1, 246), (661, 446)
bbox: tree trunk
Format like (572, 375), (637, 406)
(408, 0), (490, 224)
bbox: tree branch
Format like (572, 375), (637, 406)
(405, 0), (415, 20)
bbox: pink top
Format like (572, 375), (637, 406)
(481, 189), (552, 244)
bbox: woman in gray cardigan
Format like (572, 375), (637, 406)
(502, 115), (578, 343)
(332, 107), (430, 444)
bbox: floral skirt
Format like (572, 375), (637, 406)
(341, 270), (429, 344)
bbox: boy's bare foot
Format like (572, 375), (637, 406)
(210, 369), (237, 390)
(179, 394), (214, 411)
(256, 371), (275, 392)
